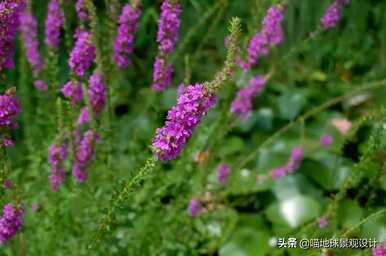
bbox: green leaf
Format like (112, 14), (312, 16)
(266, 195), (320, 228)
(338, 200), (363, 228)
(220, 227), (270, 256)
(277, 90), (307, 120)
(219, 136), (245, 156)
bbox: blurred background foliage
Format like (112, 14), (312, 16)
(1, 0), (386, 255)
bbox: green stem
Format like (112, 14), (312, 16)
(88, 156), (157, 249)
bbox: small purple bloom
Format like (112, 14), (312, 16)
(61, 81), (83, 105)
(113, 3), (141, 68)
(77, 106), (89, 125)
(0, 203), (24, 244)
(271, 166), (287, 180)
(231, 75), (266, 120)
(20, 12), (44, 75)
(152, 84), (216, 160)
(152, 56), (173, 91)
(3, 138), (14, 148)
(216, 164), (231, 185)
(44, 0), (64, 47)
(3, 180), (13, 189)
(188, 198), (202, 216)
(72, 164), (88, 183)
(48, 144), (67, 166)
(320, 134), (333, 146)
(286, 146), (304, 173)
(31, 202), (39, 212)
(34, 80), (48, 91)
(156, 0), (182, 54)
(68, 28), (96, 77)
(318, 217), (328, 228)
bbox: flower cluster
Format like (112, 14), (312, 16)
(77, 72), (107, 125)
(217, 164), (231, 185)
(320, 134), (333, 146)
(318, 217), (328, 228)
(113, 3), (141, 68)
(0, 204), (24, 244)
(0, 94), (20, 128)
(68, 29), (96, 77)
(73, 129), (98, 182)
(152, 84), (216, 160)
(48, 144), (68, 192)
(321, 0), (350, 30)
(271, 146), (304, 179)
(188, 198), (202, 216)
(44, 0), (64, 47)
(240, 5), (284, 71)
(0, 0), (27, 71)
(156, 0), (182, 54)
(75, 0), (88, 22)
(34, 80), (48, 91)
(152, 56), (173, 91)
(20, 12), (44, 75)
(231, 75), (266, 119)
(88, 72), (106, 115)
(61, 81), (83, 105)
(372, 243), (386, 256)
(152, 0), (182, 91)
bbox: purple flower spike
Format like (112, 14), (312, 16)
(72, 129), (98, 183)
(321, 0), (350, 30)
(152, 56), (173, 91)
(157, 0), (182, 54)
(152, 84), (216, 160)
(0, 0), (26, 71)
(188, 198), (202, 216)
(231, 75), (266, 120)
(286, 146), (304, 173)
(242, 5), (284, 69)
(68, 28), (96, 77)
(88, 72), (106, 115)
(44, 0), (64, 47)
(217, 164), (231, 185)
(0, 204), (24, 244)
(113, 3), (141, 68)
(0, 95), (21, 128)
(20, 12), (44, 74)
(48, 143), (68, 192)
(75, 0), (88, 22)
